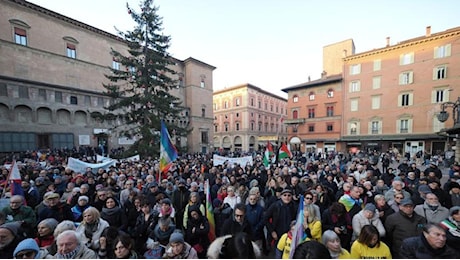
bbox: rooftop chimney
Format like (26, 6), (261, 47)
(426, 26), (431, 37)
(308, 76), (311, 82)
(321, 71), (327, 79)
(386, 37), (390, 47)
(342, 49), (347, 58)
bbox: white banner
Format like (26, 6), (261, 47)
(67, 157), (116, 174)
(96, 154), (140, 162)
(212, 154), (253, 167)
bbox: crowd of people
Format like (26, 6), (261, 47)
(0, 147), (459, 259)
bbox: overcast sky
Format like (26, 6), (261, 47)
(27, 0), (460, 97)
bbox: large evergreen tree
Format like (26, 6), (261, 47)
(95, 0), (189, 158)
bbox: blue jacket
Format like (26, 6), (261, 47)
(246, 203), (265, 240)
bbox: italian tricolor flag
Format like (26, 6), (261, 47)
(278, 142), (292, 159)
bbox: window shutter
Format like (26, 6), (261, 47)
(446, 44), (452, 57)
(445, 89), (450, 102)
(409, 93), (413, 106)
(434, 47), (439, 59)
(409, 72), (413, 84)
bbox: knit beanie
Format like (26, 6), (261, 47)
(0, 221), (21, 236)
(169, 232), (184, 244)
(13, 238), (39, 258)
(364, 203), (376, 212)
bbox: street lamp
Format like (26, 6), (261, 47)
(437, 96), (460, 128)
(437, 96), (460, 163)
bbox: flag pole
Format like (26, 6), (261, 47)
(1, 160), (14, 198)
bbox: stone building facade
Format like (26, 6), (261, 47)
(0, 0), (215, 154)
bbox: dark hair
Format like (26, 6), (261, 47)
(357, 225), (380, 247)
(293, 240), (332, 259)
(113, 234), (134, 253)
(219, 232), (257, 258)
(422, 223), (445, 235)
(329, 202), (346, 216)
(234, 203), (246, 214)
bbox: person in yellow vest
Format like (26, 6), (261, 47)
(276, 220), (308, 259)
(350, 225), (392, 259)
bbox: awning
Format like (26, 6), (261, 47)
(290, 137), (301, 144)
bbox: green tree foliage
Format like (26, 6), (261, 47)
(96, 0), (189, 158)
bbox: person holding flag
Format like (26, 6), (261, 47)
(263, 141), (274, 168)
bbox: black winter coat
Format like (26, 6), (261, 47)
(400, 235), (459, 259)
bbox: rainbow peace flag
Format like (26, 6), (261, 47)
(159, 121), (178, 173)
(205, 179), (216, 241)
(289, 195), (305, 258)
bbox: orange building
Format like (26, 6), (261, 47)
(342, 26), (460, 157)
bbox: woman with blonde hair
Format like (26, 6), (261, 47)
(76, 206), (110, 251)
(303, 204), (322, 241)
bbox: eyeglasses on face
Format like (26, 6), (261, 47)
(305, 197), (313, 200)
(15, 251), (36, 258)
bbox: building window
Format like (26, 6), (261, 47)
(327, 124), (333, 132)
(433, 89), (449, 103)
(55, 91), (63, 103)
(214, 124), (218, 132)
(350, 64), (361, 75)
(70, 96), (78, 105)
(327, 89), (334, 98)
(213, 103), (217, 111)
(350, 122), (358, 135)
(373, 59), (381, 71)
(308, 125), (315, 132)
(265, 103), (268, 110)
(97, 97), (104, 107)
(399, 119), (409, 133)
(371, 96), (381, 109)
(350, 99), (358, 112)
(200, 80), (205, 88)
(85, 95), (91, 106)
(276, 106), (279, 113)
(265, 123), (268, 132)
(66, 43), (76, 59)
(309, 92), (315, 101)
(14, 27), (27, 46)
(201, 131), (208, 144)
(251, 122), (254, 131)
(270, 105), (273, 112)
(399, 93), (412, 107)
(434, 44), (451, 59)
(251, 98), (254, 106)
(112, 59), (120, 70)
(399, 71), (414, 85)
(19, 86), (29, 99)
(38, 89), (46, 101)
(224, 123), (229, 132)
(372, 76), (381, 89)
(258, 123), (262, 131)
(235, 98), (240, 106)
(293, 110), (298, 119)
(326, 106), (334, 117)
(350, 81), (360, 92)
(224, 101), (228, 109)
(308, 108), (315, 118)
(201, 108), (205, 117)
(433, 66), (447, 80)
(293, 95), (299, 103)
(400, 52), (414, 65)
(258, 101), (261, 108)
(371, 121), (379, 134)
(0, 83), (7, 97)
(236, 123), (240, 131)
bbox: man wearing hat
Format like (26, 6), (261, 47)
(37, 192), (73, 223)
(264, 188), (297, 249)
(447, 181), (460, 207)
(424, 161), (442, 180)
(0, 221), (22, 258)
(163, 231), (198, 259)
(385, 198), (427, 258)
(414, 192), (449, 224)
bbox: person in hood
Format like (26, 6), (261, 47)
(14, 238), (40, 259)
(185, 205), (210, 258)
